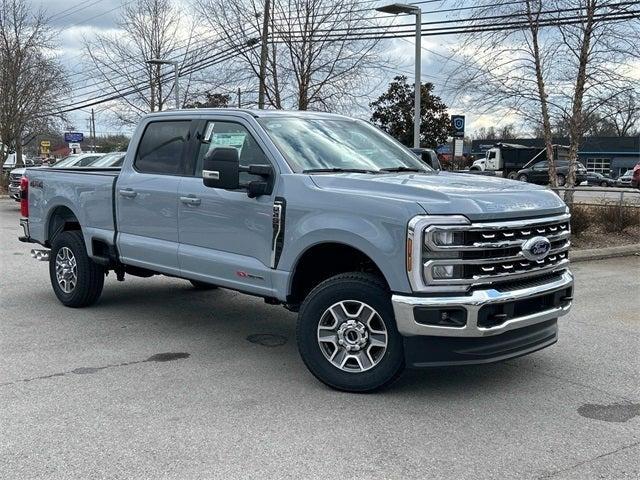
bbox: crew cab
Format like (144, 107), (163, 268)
(18, 109), (574, 392)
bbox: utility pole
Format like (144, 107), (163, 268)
(258, 0), (271, 109)
(238, 87), (242, 108)
(91, 109), (96, 153)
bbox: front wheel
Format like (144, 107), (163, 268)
(49, 230), (105, 307)
(518, 174), (528, 182)
(601, 181), (608, 187)
(297, 272), (405, 392)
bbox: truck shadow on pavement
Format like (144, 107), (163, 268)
(26, 277), (557, 396)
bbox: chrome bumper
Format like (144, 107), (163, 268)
(392, 270), (573, 338)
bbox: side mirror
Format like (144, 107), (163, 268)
(203, 147), (240, 189)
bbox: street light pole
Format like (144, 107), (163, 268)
(146, 59), (180, 110)
(375, 3), (423, 148)
(414, 9), (421, 149)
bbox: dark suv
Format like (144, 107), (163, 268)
(517, 160), (587, 186)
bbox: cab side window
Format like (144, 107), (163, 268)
(195, 121), (270, 183)
(135, 121), (191, 175)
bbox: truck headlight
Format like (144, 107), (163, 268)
(430, 230), (463, 247)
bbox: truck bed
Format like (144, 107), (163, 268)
(25, 167), (120, 249)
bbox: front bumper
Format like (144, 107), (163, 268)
(393, 270), (573, 367)
(392, 270), (573, 338)
(8, 184), (20, 199)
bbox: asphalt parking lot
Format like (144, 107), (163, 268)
(1, 198), (638, 479)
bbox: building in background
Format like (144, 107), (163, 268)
(471, 136), (640, 178)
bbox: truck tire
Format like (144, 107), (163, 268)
(49, 230), (105, 308)
(189, 280), (218, 290)
(297, 272), (405, 392)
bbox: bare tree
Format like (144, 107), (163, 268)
(83, 0), (207, 125)
(196, 0), (388, 111)
(0, 0), (67, 166)
(448, 0), (639, 194)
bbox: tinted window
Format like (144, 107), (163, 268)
(135, 121), (190, 175)
(194, 121), (269, 182)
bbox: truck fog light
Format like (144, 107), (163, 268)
(432, 265), (456, 279)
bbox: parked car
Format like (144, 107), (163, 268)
(410, 148), (441, 170)
(54, 153), (104, 168)
(8, 167), (25, 201)
(516, 160), (588, 186)
(631, 163), (640, 189)
(586, 171), (615, 187)
(615, 170), (634, 188)
(18, 109), (574, 392)
(88, 151), (126, 168)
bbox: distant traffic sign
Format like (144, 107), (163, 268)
(40, 140), (51, 147)
(64, 132), (84, 143)
(451, 115), (465, 138)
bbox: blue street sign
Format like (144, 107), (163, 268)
(64, 132), (84, 143)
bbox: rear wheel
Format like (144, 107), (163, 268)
(507, 171), (518, 180)
(49, 230), (104, 307)
(189, 280), (218, 290)
(297, 272), (405, 392)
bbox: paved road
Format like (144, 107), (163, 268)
(1, 198), (638, 479)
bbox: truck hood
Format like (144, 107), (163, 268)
(309, 171), (566, 220)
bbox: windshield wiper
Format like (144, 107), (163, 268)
(303, 167), (379, 174)
(379, 166), (425, 173)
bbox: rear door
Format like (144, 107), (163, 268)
(177, 116), (278, 296)
(116, 119), (192, 275)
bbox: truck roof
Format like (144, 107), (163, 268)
(142, 108), (355, 121)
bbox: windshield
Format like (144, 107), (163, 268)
(258, 117), (429, 173)
(91, 152), (125, 167)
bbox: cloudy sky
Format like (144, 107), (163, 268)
(32, 0), (512, 139)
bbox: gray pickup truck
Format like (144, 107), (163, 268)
(18, 109), (573, 392)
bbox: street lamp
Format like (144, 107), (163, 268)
(376, 3), (422, 148)
(146, 58), (180, 110)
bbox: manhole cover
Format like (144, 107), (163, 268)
(247, 334), (287, 347)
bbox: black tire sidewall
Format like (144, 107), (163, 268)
(297, 274), (405, 392)
(557, 174), (566, 186)
(49, 231), (104, 307)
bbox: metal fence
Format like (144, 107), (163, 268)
(551, 186), (640, 208)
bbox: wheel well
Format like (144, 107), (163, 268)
(47, 206), (80, 246)
(287, 243), (387, 306)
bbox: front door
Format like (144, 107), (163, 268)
(116, 119), (191, 275)
(177, 118), (278, 297)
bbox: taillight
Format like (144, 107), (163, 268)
(20, 176), (28, 217)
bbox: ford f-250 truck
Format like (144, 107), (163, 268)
(18, 109), (574, 392)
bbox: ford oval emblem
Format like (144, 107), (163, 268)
(521, 236), (552, 261)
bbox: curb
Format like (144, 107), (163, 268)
(571, 244), (640, 262)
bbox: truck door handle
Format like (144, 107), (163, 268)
(180, 195), (201, 206)
(119, 188), (137, 198)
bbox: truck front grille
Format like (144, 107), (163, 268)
(421, 213), (571, 289)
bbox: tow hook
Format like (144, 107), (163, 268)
(30, 249), (50, 261)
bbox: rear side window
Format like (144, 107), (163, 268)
(135, 121), (190, 175)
